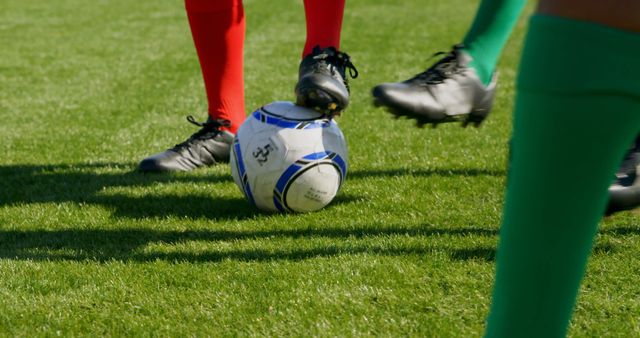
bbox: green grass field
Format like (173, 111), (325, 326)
(1, 0), (639, 336)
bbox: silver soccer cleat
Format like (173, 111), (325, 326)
(372, 45), (496, 127)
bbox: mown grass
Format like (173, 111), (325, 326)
(1, 0), (639, 336)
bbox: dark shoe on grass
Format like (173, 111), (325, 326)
(138, 116), (234, 172)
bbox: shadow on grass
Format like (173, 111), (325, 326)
(0, 225), (499, 263)
(0, 162), (257, 220)
(449, 247), (497, 261)
(0, 163), (503, 221)
(448, 240), (621, 263)
(348, 167), (506, 180)
(600, 226), (640, 236)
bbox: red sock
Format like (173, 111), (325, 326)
(185, 0), (245, 134)
(302, 0), (345, 57)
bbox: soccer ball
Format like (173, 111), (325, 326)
(230, 101), (348, 212)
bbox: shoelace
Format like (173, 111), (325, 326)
(411, 45), (464, 85)
(171, 116), (231, 151)
(311, 46), (359, 80)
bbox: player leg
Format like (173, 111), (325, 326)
(485, 2), (640, 337)
(295, 0), (359, 116)
(372, 0), (526, 127)
(139, 0), (245, 172)
(548, 0), (640, 215)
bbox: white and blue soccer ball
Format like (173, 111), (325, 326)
(230, 101), (348, 212)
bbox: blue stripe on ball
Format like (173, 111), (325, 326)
(252, 110), (332, 130)
(233, 139), (256, 206)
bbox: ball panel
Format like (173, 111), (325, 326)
(272, 151), (347, 212)
(284, 163), (341, 212)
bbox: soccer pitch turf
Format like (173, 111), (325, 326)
(1, 0), (639, 336)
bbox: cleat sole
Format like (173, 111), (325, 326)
(296, 87), (346, 116)
(372, 98), (490, 129)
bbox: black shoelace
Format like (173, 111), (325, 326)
(410, 45), (464, 85)
(311, 46), (359, 81)
(171, 116), (231, 151)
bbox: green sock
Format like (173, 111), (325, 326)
(485, 16), (640, 338)
(462, 0), (526, 85)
